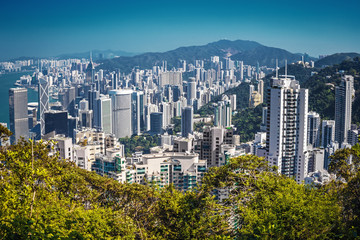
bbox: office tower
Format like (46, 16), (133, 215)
(94, 95), (112, 134)
(88, 89), (99, 111)
(307, 111), (321, 147)
(181, 107), (193, 137)
(265, 75), (309, 183)
(150, 112), (163, 135)
(131, 91), (144, 135)
(44, 110), (68, 136)
(86, 57), (94, 83)
(214, 99), (232, 128)
(109, 89), (132, 138)
(258, 79), (264, 103)
(321, 120), (335, 147)
(38, 78), (49, 136)
(335, 75), (354, 146)
(145, 104), (158, 131)
(9, 88), (29, 144)
(187, 78), (196, 105)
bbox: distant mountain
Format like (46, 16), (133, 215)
(56, 49), (139, 60)
(315, 53), (360, 68)
(230, 45), (314, 67)
(98, 40), (314, 73)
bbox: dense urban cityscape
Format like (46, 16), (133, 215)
(2, 52), (356, 188)
(1, 0), (360, 238)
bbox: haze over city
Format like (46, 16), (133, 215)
(1, 0), (360, 60)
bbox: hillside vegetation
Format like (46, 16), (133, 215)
(1, 126), (360, 238)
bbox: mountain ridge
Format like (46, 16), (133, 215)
(97, 39), (316, 72)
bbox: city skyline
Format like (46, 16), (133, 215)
(1, 0), (360, 60)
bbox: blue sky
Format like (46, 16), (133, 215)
(1, 0), (360, 60)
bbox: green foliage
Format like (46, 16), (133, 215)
(315, 53), (360, 68)
(119, 134), (160, 157)
(2, 136), (360, 239)
(0, 139), (230, 239)
(329, 143), (360, 237)
(303, 57), (360, 124)
(203, 155), (342, 239)
(171, 117), (181, 135)
(196, 82), (252, 117)
(232, 104), (263, 143)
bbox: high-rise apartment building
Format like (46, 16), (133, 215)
(198, 126), (234, 167)
(265, 75), (309, 182)
(9, 88), (29, 144)
(321, 120), (336, 147)
(214, 99), (232, 128)
(335, 75), (354, 146)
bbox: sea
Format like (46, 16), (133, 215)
(0, 71), (38, 125)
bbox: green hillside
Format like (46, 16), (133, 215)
(1, 127), (360, 238)
(97, 39), (308, 72)
(315, 53), (360, 68)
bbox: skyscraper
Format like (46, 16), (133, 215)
(44, 110), (68, 136)
(94, 95), (112, 134)
(187, 78), (196, 105)
(335, 75), (354, 146)
(38, 78), (49, 136)
(150, 112), (163, 135)
(181, 106), (193, 137)
(307, 111), (321, 147)
(9, 88), (29, 144)
(131, 91), (144, 135)
(214, 99), (232, 128)
(321, 120), (335, 148)
(109, 89), (132, 138)
(265, 75), (309, 183)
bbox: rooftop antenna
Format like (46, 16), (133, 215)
(90, 51), (92, 61)
(275, 59), (278, 78)
(285, 59), (287, 79)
